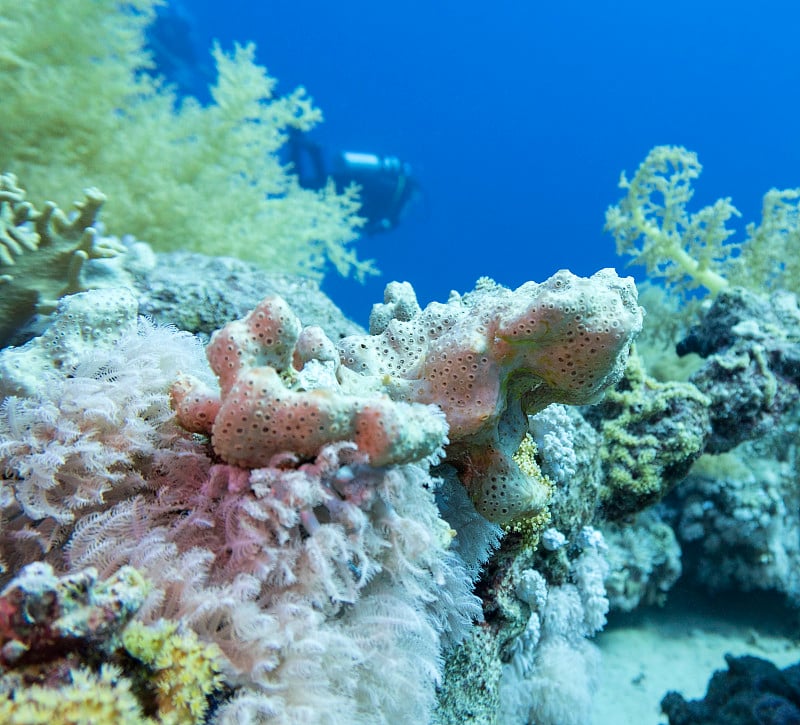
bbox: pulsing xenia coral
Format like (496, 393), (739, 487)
(65, 444), (474, 723)
(0, 288), (204, 544)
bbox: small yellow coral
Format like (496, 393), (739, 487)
(504, 435), (553, 546)
(512, 434), (549, 482)
(122, 619), (224, 724)
(0, 665), (151, 725)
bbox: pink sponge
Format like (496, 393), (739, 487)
(337, 269), (643, 523)
(173, 270), (642, 525)
(171, 296), (448, 469)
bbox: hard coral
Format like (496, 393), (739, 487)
(0, 173), (121, 347)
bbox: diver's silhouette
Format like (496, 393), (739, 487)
(287, 132), (422, 235)
(147, 6), (423, 234)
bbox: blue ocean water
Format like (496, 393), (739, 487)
(176, 0), (800, 325)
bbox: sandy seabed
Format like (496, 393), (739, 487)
(592, 585), (800, 724)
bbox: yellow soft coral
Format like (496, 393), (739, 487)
(0, 0), (373, 281)
(606, 145), (800, 303)
(122, 619), (224, 724)
(604, 145), (737, 300)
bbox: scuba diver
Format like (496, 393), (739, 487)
(147, 4), (423, 234)
(287, 131), (423, 235)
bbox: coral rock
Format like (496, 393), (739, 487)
(0, 563), (146, 669)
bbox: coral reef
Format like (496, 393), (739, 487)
(0, 563), (224, 724)
(497, 529), (610, 725)
(14, 243), (800, 723)
(0, 563), (146, 670)
(0, 173), (124, 347)
(0, 258), (648, 723)
(602, 509), (682, 611)
(163, 271), (644, 719)
(5, 16), (800, 713)
(661, 284), (800, 603)
(0, 10), (735, 723)
(133, 250), (365, 342)
(678, 286), (800, 453)
(675, 446), (800, 603)
(174, 270), (643, 526)
(0, 288), (486, 722)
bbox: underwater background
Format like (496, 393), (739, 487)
(176, 0), (800, 323)
(1, 1), (800, 723)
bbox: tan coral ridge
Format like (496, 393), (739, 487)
(173, 269), (643, 526)
(0, 172), (122, 347)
